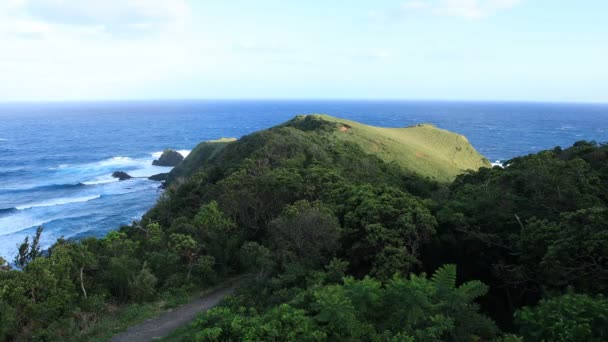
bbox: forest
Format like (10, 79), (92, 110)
(1, 115), (607, 341)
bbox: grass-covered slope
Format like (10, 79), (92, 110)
(167, 138), (236, 182)
(288, 114), (490, 181)
(169, 114), (489, 183)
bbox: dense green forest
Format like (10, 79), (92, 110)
(1, 115), (607, 341)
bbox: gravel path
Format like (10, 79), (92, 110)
(108, 284), (236, 341)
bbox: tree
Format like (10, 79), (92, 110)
(269, 200), (341, 268)
(14, 226), (43, 268)
(516, 293), (608, 342)
(69, 242), (97, 299)
(193, 201), (241, 272)
(381, 264), (498, 341)
(129, 262), (157, 303)
(169, 233), (199, 280)
(331, 185), (436, 278)
(239, 241), (273, 279)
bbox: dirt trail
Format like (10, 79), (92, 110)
(108, 284), (236, 341)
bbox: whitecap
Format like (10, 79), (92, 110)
(15, 195), (101, 210)
(82, 176), (118, 185)
(0, 215), (54, 237)
(151, 149), (191, 158)
(48, 163), (71, 170)
(177, 149), (191, 157)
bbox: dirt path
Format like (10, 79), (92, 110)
(108, 284), (237, 342)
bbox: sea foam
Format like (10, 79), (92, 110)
(15, 195), (101, 210)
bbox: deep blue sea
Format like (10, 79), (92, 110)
(1, 100), (608, 261)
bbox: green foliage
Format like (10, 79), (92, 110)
(129, 262), (158, 303)
(437, 141), (608, 310)
(269, 200), (341, 268)
(288, 114), (490, 181)
(515, 293), (608, 341)
(14, 226), (43, 268)
(190, 265), (498, 341)
(239, 241), (273, 279)
(331, 184), (437, 278)
(1, 115), (605, 340)
(192, 201), (242, 273)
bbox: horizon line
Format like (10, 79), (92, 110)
(1, 97), (607, 106)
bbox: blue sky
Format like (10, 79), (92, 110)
(1, 0), (607, 102)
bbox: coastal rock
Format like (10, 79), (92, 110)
(148, 173), (169, 181)
(152, 149), (184, 167)
(112, 171), (132, 181)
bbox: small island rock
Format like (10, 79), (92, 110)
(152, 149), (184, 167)
(112, 171), (132, 181)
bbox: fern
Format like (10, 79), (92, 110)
(431, 264), (457, 290)
(456, 280), (489, 302)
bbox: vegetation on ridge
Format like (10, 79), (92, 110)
(287, 114), (491, 181)
(0, 116), (607, 341)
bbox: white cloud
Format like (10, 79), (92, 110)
(7, 0), (191, 35)
(0, 0), (198, 101)
(402, 0), (522, 19)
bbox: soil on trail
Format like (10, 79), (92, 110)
(109, 284), (236, 342)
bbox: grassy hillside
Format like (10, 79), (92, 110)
(167, 138), (236, 182)
(170, 114), (489, 183)
(287, 114), (490, 181)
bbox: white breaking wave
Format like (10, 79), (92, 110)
(15, 195), (101, 210)
(491, 160), (504, 168)
(48, 163), (71, 170)
(0, 215), (54, 237)
(177, 149), (191, 157)
(151, 149), (191, 159)
(72, 154), (169, 183)
(82, 176), (118, 185)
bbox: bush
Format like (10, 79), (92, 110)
(516, 293), (608, 341)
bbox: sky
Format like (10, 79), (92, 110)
(1, 0), (607, 102)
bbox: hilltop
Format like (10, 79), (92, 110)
(168, 114), (489, 183)
(285, 114), (490, 181)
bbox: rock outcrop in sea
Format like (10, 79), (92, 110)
(111, 171), (132, 181)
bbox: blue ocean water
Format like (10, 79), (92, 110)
(1, 100), (608, 260)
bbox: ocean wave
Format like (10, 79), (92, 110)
(0, 207), (17, 215)
(0, 214), (56, 237)
(15, 195), (101, 210)
(48, 164), (71, 170)
(53, 154), (169, 183)
(178, 150), (191, 157)
(2, 182), (86, 195)
(491, 160), (506, 168)
(82, 176), (118, 185)
(151, 149), (191, 159)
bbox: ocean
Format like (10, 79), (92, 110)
(1, 100), (608, 261)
